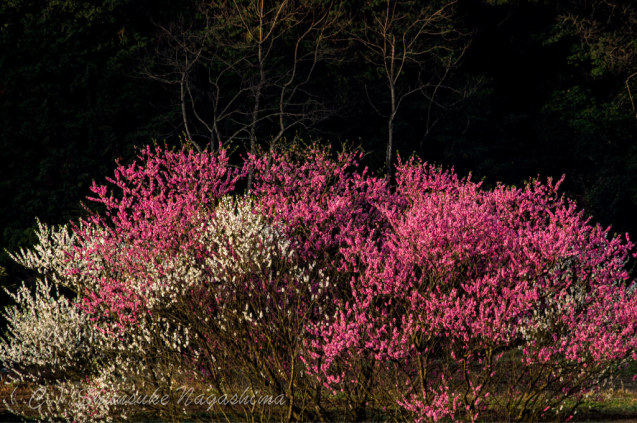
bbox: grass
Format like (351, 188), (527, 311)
(4, 364), (637, 422)
(568, 388), (637, 422)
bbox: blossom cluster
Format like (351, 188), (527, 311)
(2, 145), (637, 422)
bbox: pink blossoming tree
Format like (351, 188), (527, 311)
(305, 158), (637, 422)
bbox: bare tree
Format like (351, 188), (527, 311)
(350, 0), (472, 179)
(141, 0), (346, 188)
(142, 16), (208, 152)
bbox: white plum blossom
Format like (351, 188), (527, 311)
(0, 196), (318, 422)
(0, 277), (101, 376)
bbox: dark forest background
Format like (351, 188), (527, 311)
(2, 0), (637, 289)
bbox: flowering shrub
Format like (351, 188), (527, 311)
(0, 277), (98, 377)
(3, 220), (99, 376)
(2, 147), (243, 421)
(2, 145), (637, 422)
(307, 158), (637, 422)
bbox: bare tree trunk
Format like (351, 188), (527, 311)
(387, 112), (394, 181)
(352, 0), (470, 181)
(386, 34), (396, 181)
(247, 3), (267, 191)
(181, 71), (201, 152)
(247, 73), (264, 190)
